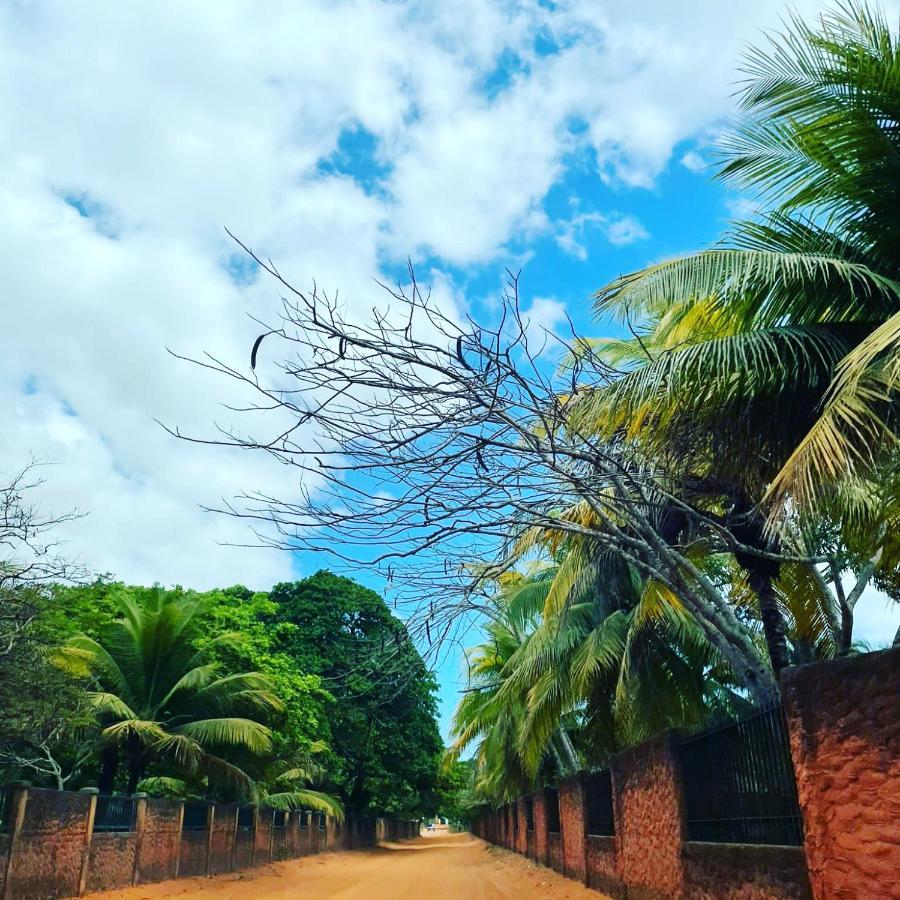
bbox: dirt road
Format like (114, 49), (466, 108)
(90, 832), (607, 899)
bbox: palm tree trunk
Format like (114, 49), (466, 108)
(555, 727), (579, 775)
(746, 566), (792, 676)
(98, 745), (118, 794)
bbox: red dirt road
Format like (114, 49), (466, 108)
(89, 832), (608, 899)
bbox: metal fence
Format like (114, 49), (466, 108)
(678, 705), (803, 846)
(273, 809), (288, 829)
(181, 801), (208, 832)
(584, 771), (614, 837)
(237, 806), (254, 831)
(94, 795), (137, 833)
(545, 787), (561, 834)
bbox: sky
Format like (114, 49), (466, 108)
(2, 0), (898, 739)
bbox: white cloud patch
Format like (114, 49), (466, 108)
(3, 0), (888, 605)
(680, 150), (707, 174)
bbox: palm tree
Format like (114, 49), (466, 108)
(138, 742), (344, 819)
(58, 587), (284, 794)
(581, 2), (900, 665)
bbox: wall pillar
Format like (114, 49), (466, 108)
(1, 784), (29, 900)
(131, 794), (148, 886)
(173, 801), (185, 878)
(532, 790), (548, 867)
(611, 731), (685, 899)
(559, 773), (587, 883)
(76, 787), (99, 897)
(783, 647), (900, 900)
(205, 803), (215, 877)
(515, 798), (528, 855)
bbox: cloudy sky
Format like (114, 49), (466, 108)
(3, 0), (897, 734)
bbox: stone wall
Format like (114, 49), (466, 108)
(0, 788), (410, 898)
(783, 646), (900, 900)
(471, 649), (897, 900)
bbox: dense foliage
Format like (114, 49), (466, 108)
(1, 555), (442, 817)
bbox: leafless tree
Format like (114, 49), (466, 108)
(171, 243), (828, 703)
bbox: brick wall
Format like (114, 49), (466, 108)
(559, 773), (586, 882)
(136, 798), (180, 884)
(682, 843), (811, 900)
(472, 651), (899, 899)
(5, 788), (90, 899)
(0, 788), (409, 898)
(612, 731), (685, 900)
(532, 789), (548, 866)
(783, 646), (900, 900)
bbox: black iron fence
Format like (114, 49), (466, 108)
(181, 801), (208, 832)
(94, 795), (137, 833)
(237, 806), (254, 831)
(678, 705), (803, 846)
(585, 770), (614, 837)
(273, 809), (287, 829)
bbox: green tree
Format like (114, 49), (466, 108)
(270, 571), (443, 816)
(583, 2), (900, 663)
(58, 587), (284, 794)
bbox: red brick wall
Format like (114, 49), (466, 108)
(137, 798), (180, 884)
(682, 843), (811, 899)
(6, 787), (89, 898)
(209, 806), (235, 874)
(586, 835), (619, 896)
(532, 789), (548, 866)
(783, 647), (900, 900)
(515, 798), (528, 855)
(547, 832), (563, 873)
(559, 774), (586, 882)
(612, 732), (685, 900)
(254, 812), (272, 864)
(87, 832), (136, 892)
(178, 829), (207, 877)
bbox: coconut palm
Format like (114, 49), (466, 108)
(580, 2), (900, 665)
(138, 742), (344, 819)
(57, 587), (284, 794)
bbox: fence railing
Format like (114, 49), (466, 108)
(585, 770), (614, 837)
(94, 795), (137, 833)
(236, 806), (254, 831)
(181, 801), (208, 832)
(678, 705), (804, 846)
(272, 809), (287, 829)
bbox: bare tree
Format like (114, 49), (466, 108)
(0, 462), (90, 784)
(171, 245), (828, 703)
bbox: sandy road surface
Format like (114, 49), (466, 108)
(89, 831), (608, 899)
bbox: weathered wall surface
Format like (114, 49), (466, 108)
(6, 788), (89, 899)
(586, 835), (619, 896)
(783, 647), (900, 900)
(532, 790), (548, 867)
(558, 774), (586, 882)
(547, 832), (563, 873)
(136, 799), (180, 884)
(177, 829), (207, 877)
(612, 732), (684, 900)
(0, 791), (407, 898)
(208, 806), (235, 874)
(86, 832), (136, 893)
(682, 843), (811, 899)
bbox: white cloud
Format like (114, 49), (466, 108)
(680, 150), (707, 174)
(2, 0), (883, 595)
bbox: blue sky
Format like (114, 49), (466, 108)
(2, 0), (898, 742)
